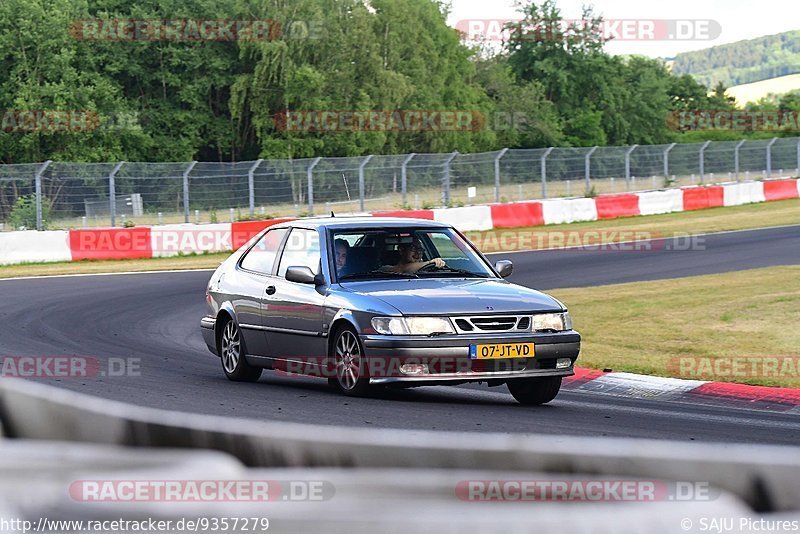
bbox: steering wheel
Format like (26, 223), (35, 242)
(418, 261), (441, 272)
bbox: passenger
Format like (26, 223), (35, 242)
(334, 239), (350, 274)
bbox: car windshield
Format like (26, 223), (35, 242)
(331, 228), (494, 281)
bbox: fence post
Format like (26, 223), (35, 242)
(494, 148), (509, 203)
(108, 161), (125, 227)
(247, 159), (263, 217)
(540, 147), (554, 199)
(442, 151), (458, 207)
(766, 138), (778, 179)
(401, 153), (415, 207)
(699, 141), (711, 184)
(734, 140), (746, 182)
(585, 146), (598, 192)
(797, 139), (800, 176)
(663, 143), (676, 181)
(307, 157), (321, 216)
(34, 160), (52, 231)
(182, 161), (197, 223)
(624, 145), (638, 190)
(358, 155), (374, 212)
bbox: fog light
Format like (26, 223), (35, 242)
(400, 364), (429, 376)
(556, 358), (572, 369)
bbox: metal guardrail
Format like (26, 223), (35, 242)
(1, 378), (800, 515)
(1, 137), (799, 230)
(0, 439), (774, 534)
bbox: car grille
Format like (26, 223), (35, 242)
(452, 315), (532, 334)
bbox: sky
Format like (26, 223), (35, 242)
(446, 0), (800, 58)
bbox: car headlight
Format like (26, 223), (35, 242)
(371, 316), (455, 336)
(532, 312), (572, 332)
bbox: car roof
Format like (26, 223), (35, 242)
(271, 216), (452, 230)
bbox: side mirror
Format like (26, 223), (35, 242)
(494, 260), (513, 278)
(286, 266), (317, 284)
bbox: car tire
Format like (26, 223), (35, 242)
(218, 318), (262, 382)
(507, 376), (562, 405)
(328, 326), (371, 396)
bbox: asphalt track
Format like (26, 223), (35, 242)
(1, 225), (799, 445)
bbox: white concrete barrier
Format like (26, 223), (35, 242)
(540, 199), (570, 225)
(723, 181), (767, 207)
(541, 198), (598, 225)
(0, 230), (71, 265)
(565, 197), (599, 223)
(637, 189), (684, 216)
(433, 205), (493, 232)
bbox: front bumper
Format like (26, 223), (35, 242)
(361, 330), (580, 385)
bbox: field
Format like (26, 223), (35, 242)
(551, 266), (800, 388)
(726, 73), (800, 104)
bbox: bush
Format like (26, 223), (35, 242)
(9, 194), (48, 230)
(236, 212), (273, 222)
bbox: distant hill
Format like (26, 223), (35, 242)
(726, 73), (800, 104)
(671, 31), (800, 88)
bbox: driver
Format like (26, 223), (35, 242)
(384, 238), (445, 274)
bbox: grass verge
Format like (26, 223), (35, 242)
(0, 198), (798, 279)
(549, 266), (800, 388)
(469, 198), (800, 253)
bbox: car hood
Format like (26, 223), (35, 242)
(338, 278), (564, 315)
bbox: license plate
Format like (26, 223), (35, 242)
(470, 343), (535, 360)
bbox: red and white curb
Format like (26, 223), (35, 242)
(1, 178), (798, 265)
(564, 367), (800, 413)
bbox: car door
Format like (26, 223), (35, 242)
(263, 227), (328, 365)
(234, 227), (288, 357)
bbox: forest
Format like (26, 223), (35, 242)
(1, 0), (798, 166)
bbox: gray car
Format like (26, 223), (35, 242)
(201, 217), (580, 405)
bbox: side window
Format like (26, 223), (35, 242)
(278, 228), (321, 278)
(240, 228), (288, 274)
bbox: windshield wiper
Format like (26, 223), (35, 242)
(421, 267), (490, 278)
(339, 270), (418, 280)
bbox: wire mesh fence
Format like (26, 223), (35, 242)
(1, 136), (799, 231)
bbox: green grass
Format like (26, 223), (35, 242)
(550, 266), (800, 388)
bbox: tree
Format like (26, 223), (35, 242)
(473, 56), (563, 148)
(504, 0), (674, 146)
